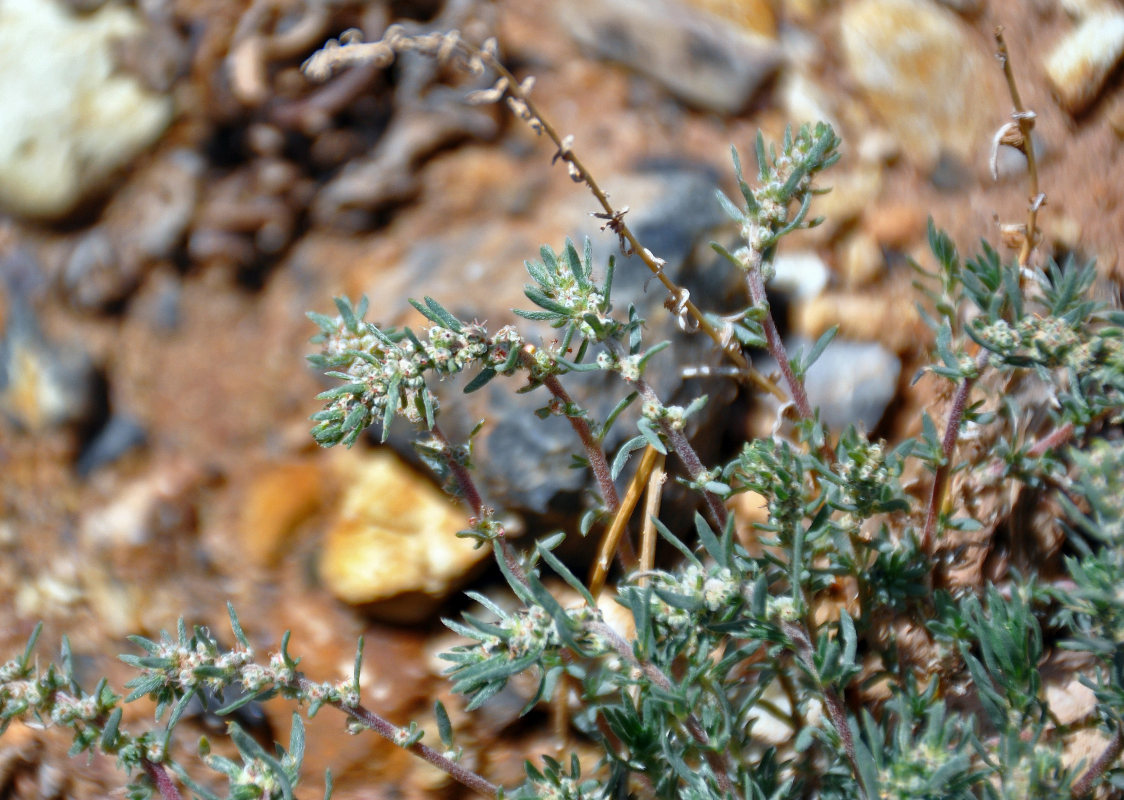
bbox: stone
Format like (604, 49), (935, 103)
(867, 204), (927, 250)
(990, 132), (1047, 182)
(802, 339), (900, 431)
(556, 0), (782, 114)
(75, 414), (147, 476)
(1044, 11), (1124, 114)
(0, 0), (173, 219)
(840, 0), (1000, 172)
(793, 285), (926, 354)
(803, 166), (883, 242)
(757, 337), (901, 431)
(237, 460), (326, 568)
(318, 449), (483, 621)
(0, 303), (99, 433)
(682, 0), (778, 37)
(779, 70), (839, 134)
(839, 231), (885, 287)
(770, 251), (830, 300)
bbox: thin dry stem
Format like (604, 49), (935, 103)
(638, 452), (666, 586)
(590, 444), (660, 597)
(995, 28), (1042, 270)
(305, 29), (786, 400)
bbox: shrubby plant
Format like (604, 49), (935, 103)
(3, 23), (1124, 800)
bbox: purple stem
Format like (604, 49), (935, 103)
(1071, 724), (1122, 799)
(781, 621), (866, 799)
(1027, 420), (1075, 458)
(430, 423), (528, 587)
(141, 759), (184, 800)
(921, 350), (988, 554)
(745, 270), (815, 422)
(315, 688), (499, 797)
(540, 371), (621, 512)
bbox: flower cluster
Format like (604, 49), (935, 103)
(307, 296), (525, 445)
(713, 122), (841, 277)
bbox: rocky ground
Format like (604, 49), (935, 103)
(1, 0), (1123, 796)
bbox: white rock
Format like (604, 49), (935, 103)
(840, 0), (999, 171)
(0, 0), (173, 218)
(779, 70), (839, 133)
(1044, 11), (1124, 114)
(770, 251), (830, 300)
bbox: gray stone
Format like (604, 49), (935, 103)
(557, 0), (781, 114)
(0, 302), (99, 433)
(802, 339), (900, 432)
(76, 415), (147, 476)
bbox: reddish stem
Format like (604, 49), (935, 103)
(318, 689), (499, 797)
(921, 350), (988, 554)
(781, 622), (867, 799)
(540, 370), (621, 513)
(746, 270), (815, 422)
(1071, 724), (1122, 799)
(141, 758), (184, 800)
(1027, 421), (1075, 458)
(430, 423), (527, 586)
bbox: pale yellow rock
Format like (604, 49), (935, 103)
(1044, 11), (1124, 114)
(840, 0), (999, 171)
(319, 449), (482, 617)
(802, 166), (882, 242)
(0, 0), (174, 218)
(794, 288), (923, 353)
(839, 231), (885, 287)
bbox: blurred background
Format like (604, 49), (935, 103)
(0, 0), (1122, 795)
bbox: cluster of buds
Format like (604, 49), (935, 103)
(713, 122), (841, 276)
(307, 297), (526, 446)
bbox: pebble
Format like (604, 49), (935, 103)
(1044, 11), (1124, 114)
(0, 0), (173, 218)
(839, 231), (885, 287)
(780, 70), (839, 134)
(61, 230), (140, 311)
(556, 0), (782, 114)
(0, 305), (98, 432)
(801, 339), (901, 431)
(318, 449), (483, 622)
(867, 203), (927, 250)
(237, 460), (325, 568)
(75, 414), (147, 476)
(804, 166), (883, 242)
(839, 0), (999, 172)
(990, 131), (1047, 182)
(794, 286), (925, 354)
(682, 0), (778, 37)
(770, 251), (830, 300)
